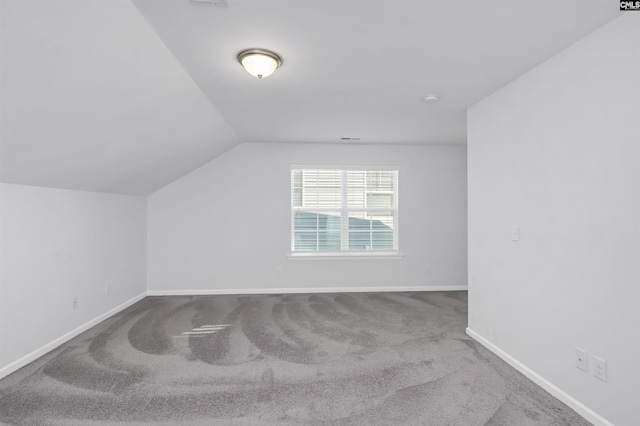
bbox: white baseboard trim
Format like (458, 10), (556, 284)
(465, 327), (614, 426)
(0, 292), (147, 381)
(147, 285), (468, 296)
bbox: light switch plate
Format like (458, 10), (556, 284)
(511, 225), (520, 241)
(575, 348), (587, 371)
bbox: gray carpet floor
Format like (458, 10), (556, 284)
(0, 292), (591, 425)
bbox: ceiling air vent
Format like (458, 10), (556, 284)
(189, 0), (229, 7)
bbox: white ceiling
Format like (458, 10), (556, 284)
(1, 0), (620, 195)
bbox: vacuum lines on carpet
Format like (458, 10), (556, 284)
(0, 292), (591, 425)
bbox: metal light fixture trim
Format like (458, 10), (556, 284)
(237, 48), (283, 79)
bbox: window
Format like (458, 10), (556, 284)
(291, 168), (398, 255)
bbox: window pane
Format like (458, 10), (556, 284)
(293, 190), (302, 207)
(318, 232), (340, 251)
(348, 212), (371, 230)
(371, 212), (394, 229)
(367, 193), (393, 209)
(348, 211), (394, 231)
(347, 171), (366, 208)
(300, 170), (341, 208)
(349, 232), (371, 251)
(316, 170), (341, 208)
(318, 212), (341, 232)
(367, 171), (395, 192)
(294, 232), (317, 251)
(293, 211), (318, 230)
(292, 170), (303, 207)
(316, 187), (341, 208)
(372, 231), (394, 250)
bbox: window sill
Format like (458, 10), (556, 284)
(287, 252), (404, 260)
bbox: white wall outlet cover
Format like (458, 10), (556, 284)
(593, 356), (607, 382)
(511, 225), (520, 242)
(575, 348), (588, 371)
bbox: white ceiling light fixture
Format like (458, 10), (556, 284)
(237, 48), (283, 79)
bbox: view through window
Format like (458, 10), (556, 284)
(291, 168), (398, 254)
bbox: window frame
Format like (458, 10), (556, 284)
(289, 165), (401, 259)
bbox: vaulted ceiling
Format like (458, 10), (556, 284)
(0, 0), (620, 195)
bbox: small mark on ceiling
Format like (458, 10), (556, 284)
(189, 0), (229, 8)
(422, 94), (439, 103)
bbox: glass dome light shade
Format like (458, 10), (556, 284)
(237, 49), (282, 79)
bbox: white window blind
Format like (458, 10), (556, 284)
(291, 168), (398, 254)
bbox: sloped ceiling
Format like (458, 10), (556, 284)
(0, 0), (620, 195)
(1, 0), (239, 195)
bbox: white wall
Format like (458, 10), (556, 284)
(0, 184), (147, 373)
(467, 14), (639, 426)
(148, 143), (467, 293)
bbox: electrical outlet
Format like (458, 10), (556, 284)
(105, 283), (111, 295)
(575, 348), (587, 371)
(276, 267), (282, 277)
(593, 356), (607, 382)
(72, 296), (78, 310)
